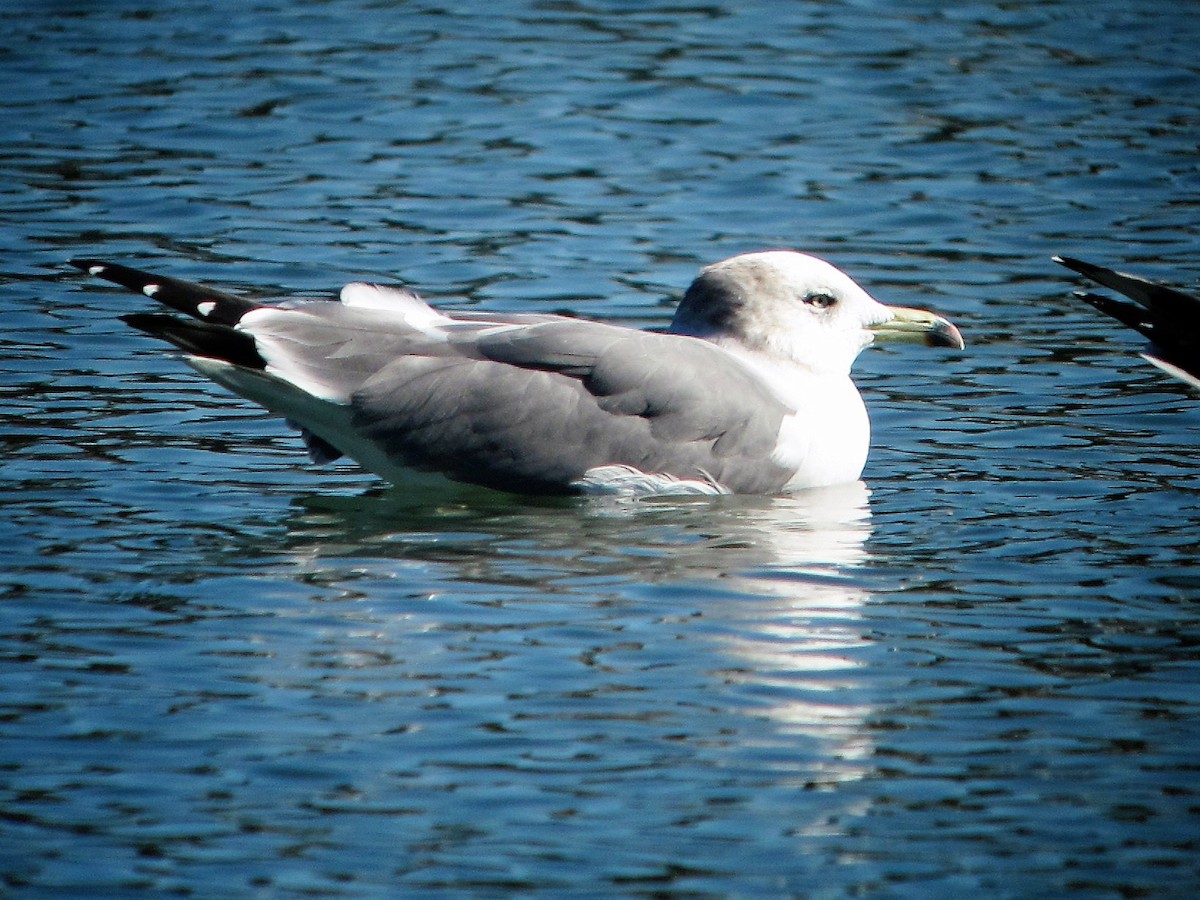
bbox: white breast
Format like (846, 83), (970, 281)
(768, 374), (870, 490)
(717, 346), (872, 490)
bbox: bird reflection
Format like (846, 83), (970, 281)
(278, 479), (873, 589)
(270, 481), (878, 787)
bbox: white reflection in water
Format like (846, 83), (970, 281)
(270, 480), (878, 789)
(702, 481), (876, 785)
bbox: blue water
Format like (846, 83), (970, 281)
(2, 1), (1199, 896)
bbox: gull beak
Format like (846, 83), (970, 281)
(871, 306), (965, 349)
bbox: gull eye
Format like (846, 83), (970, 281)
(803, 291), (837, 309)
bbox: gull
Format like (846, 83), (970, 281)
(1055, 255), (1200, 390)
(72, 251), (963, 496)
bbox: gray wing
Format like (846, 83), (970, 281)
(349, 320), (795, 494)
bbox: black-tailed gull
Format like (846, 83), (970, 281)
(72, 251), (963, 496)
(1055, 255), (1200, 390)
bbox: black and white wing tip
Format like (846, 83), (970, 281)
(1053, 255), (1200, 390)
(73, 258), (339, 460)
(71, 258), (266, 369)
(69, 258), (260, 326)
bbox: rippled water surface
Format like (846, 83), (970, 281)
(3, 1), (1199, 896)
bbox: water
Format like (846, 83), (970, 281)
(2, 0), (1199, 895)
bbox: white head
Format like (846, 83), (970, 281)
(669, 251), (962, 376)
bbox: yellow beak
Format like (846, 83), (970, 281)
(871, 306), (965, 349)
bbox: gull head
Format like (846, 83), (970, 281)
(669, 251), (963, 375)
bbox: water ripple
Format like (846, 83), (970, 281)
(2, 1), (1199, 895)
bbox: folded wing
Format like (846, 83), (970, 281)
(76, 260), (797, 493)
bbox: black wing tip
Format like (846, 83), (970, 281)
(70, 258), (163, 291)
(118, 312), (158, 331)
(1072, 291), (1153, 333)
(119, 311), (266, 369)
(119, 312), (187, 337)
(1055, 253), (1200, 315)
(1052, 254), (1103, 278)
(70, 258), (110, 273)
(70, 256), (261, 325)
